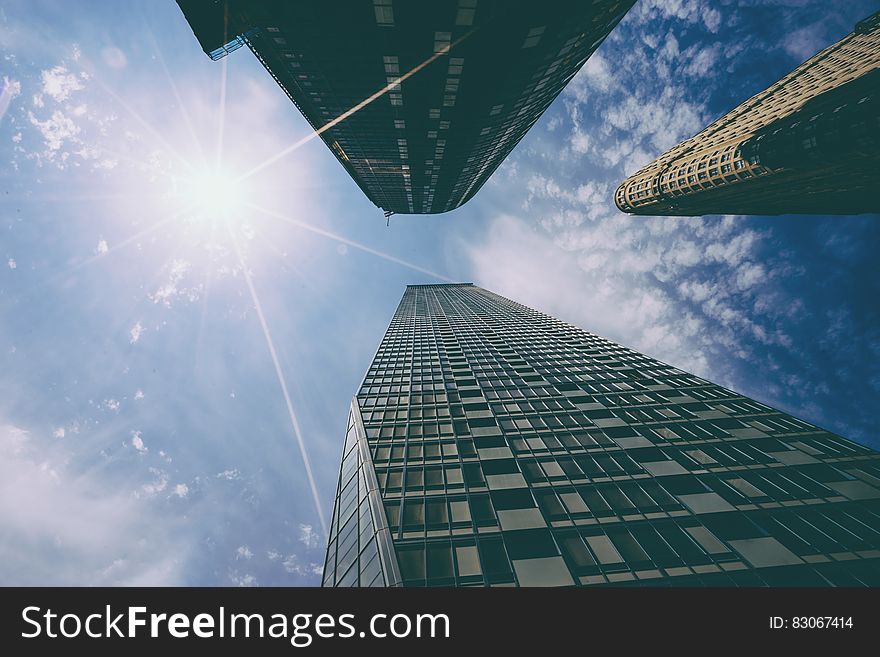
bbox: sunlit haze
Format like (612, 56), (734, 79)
(178, 169), (248, 223)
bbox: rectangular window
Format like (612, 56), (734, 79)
(585, 535), (623, 564)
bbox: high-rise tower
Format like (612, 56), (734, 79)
(323, 284), (880, 587)
(176, 0), (635, 215)
(615, 11), (880, 217)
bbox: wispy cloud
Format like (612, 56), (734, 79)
(39, 65), (85, 103)
(231, 572), (258, 587)
(28, 109), (80, 155)
(149, 259), (201, 307)
(0, 423), (186, 585)
(633, 0), (721, 33)
(0, 76), (22, 123)
(9, 58), (119, 169)
(298, 523), (320, 549)
(216, 469), (241, 481)
(131, 429), (147, 453)
(129, 320), (144, 344)
(473, 0), (879, 448)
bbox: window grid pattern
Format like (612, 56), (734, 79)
(326, 283), (880, 587)
(322, 408), (393, 587)
(615, 10), (880, 217)
(178, 0), (636, 215)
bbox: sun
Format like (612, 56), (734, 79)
(178, 168), (249, 222)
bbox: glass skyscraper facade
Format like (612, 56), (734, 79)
(176, 0), (635, 214)
(323, 284), (880, 587)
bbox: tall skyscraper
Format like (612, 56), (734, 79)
(322, 284), (880, 587)
(615, 10), (880, 217)
(176, 0), (635, 215)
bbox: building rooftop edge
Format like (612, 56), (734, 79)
(405, 282), (474, 288)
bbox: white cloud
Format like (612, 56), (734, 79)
(783, 22), (828, 61)
(231, 573), (257, 587)
(0, 76), (22, 123)
(53, 427), (65, 439)
(298, 523), (321, 549)
(282, 554), (302, 574)
(104, 398), (121, 411)
(638, 0), (722, 33)
(281, 554), (324, 577)
(678, 279), (716, 303)
(131, 430), (147, 453)
(40, 65), (83, 102)
(173, 483), (189, 498)
(235, 545), (254, 560)
(139, 469), (168, 497)
(28, 110), (80, 154)
(18, 62), (117, 170)
(0, 423), (185, 585)
(603, 86), (707, 160)
(134, 389), (145, 400)
(680, 43), (722, 78)
(129, 321), (143, 344)
(570, 128), (590, 153)
(703, 228), (761, 267)
(464, 213), (780, 382)
(96, 239), (109, 255)
(735, 262), (765, 291)
(566, 52), (613, 99)
(660, 32), (680, 64)
(149, 259), (201, 307)
(216, 468), (241, 481)
(7, 258), (16, 270)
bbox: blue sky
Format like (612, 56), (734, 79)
(1, 0), (877, 585)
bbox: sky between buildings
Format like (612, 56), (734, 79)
(0, 0), (878, 585)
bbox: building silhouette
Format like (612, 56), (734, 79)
(322, 284), (880, 587)
(615, 11), (880, 217)
(177, 0), (635, 215)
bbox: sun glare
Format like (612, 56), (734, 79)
(180, 169), (248, 222)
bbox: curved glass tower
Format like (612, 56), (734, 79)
(615, 11), (880, 217)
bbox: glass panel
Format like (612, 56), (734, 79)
(455, 545), (482, 577)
